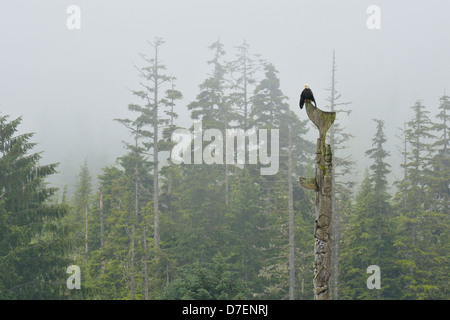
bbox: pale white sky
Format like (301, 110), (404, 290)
(1, 0), (449, 192)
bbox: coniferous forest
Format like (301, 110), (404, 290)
(0, 2), (449, 302)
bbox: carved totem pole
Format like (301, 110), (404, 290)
(299, 101), (336, 300)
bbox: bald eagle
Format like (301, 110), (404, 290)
(299, 85), (316, 109)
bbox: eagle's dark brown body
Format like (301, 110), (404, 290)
(299, 87), (316, 109)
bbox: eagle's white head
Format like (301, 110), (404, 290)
(304, 84), (310, 89)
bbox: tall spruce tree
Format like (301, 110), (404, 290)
(250, 63), (289, 130)
(188, 40), (231, 129)
(158, 77), (183, 289)
(73, 160), (92, 264)
(95, 165), (136, 299)
(428, 94), (450, 214)
(160, 77), (183, 214)
(171, 40), (231, 264)
(0, 113), (71, 299)
(188, 39), (236, 204)
(249, 63), (314, 299)
(393, 100), (442, 299)
(363, 120), (399, 298)
(426, 94), (450, 299)
(340, 120), (398, 299)
(110, 38), (179, 299)
(249, 63), (290, 299)
(132, 37), (171, 249)
(228, 40), (262, 129)
(114, 111), (152, 299)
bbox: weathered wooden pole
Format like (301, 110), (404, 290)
(299, 101), (336, 300)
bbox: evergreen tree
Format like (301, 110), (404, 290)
(428, 94), (450, 214)
(115, 38), (178, 298)
(132, 37), (172, 249)
(248, 62), (289, 298)
(73, 160), (92, 264)
(393, 100), (442, 299)
(433, 94), (450, 153)
(228, 40), (262, 129)
(170, 40), (234, 268)
(68, 161), (107, 299)
(93, 165), (132, 299)
(226, 167), (266, 295)
(158, 77), (183, 290)
(425, 94), (450, 299)
(340, 120), (399, 299)
(160, 76), (183, 213)
(249, 63), (315, 299)
(188, 40), (233, 129)
(0, 114), (71, 299)
(250, 63), (289, 130)
(340, 171), (373, 299)
(160, 254), (248, 300)
(115, 102), (155, 299)
(188, 39), (236, 204)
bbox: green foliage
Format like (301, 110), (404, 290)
(391, 101), (447, 299)
(250, 63), (289, 130)
(160, 254), (249, 300)
(0, 114), (71, 299)
(340, 120), (400, 299)
(2, 42), (449, 301)
(228, 40), (262, 129)
(188, 40), (235, 130)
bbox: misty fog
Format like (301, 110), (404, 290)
(1, 0), (448, 193)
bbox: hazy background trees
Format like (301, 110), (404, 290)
(0, 37), (448, 300)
